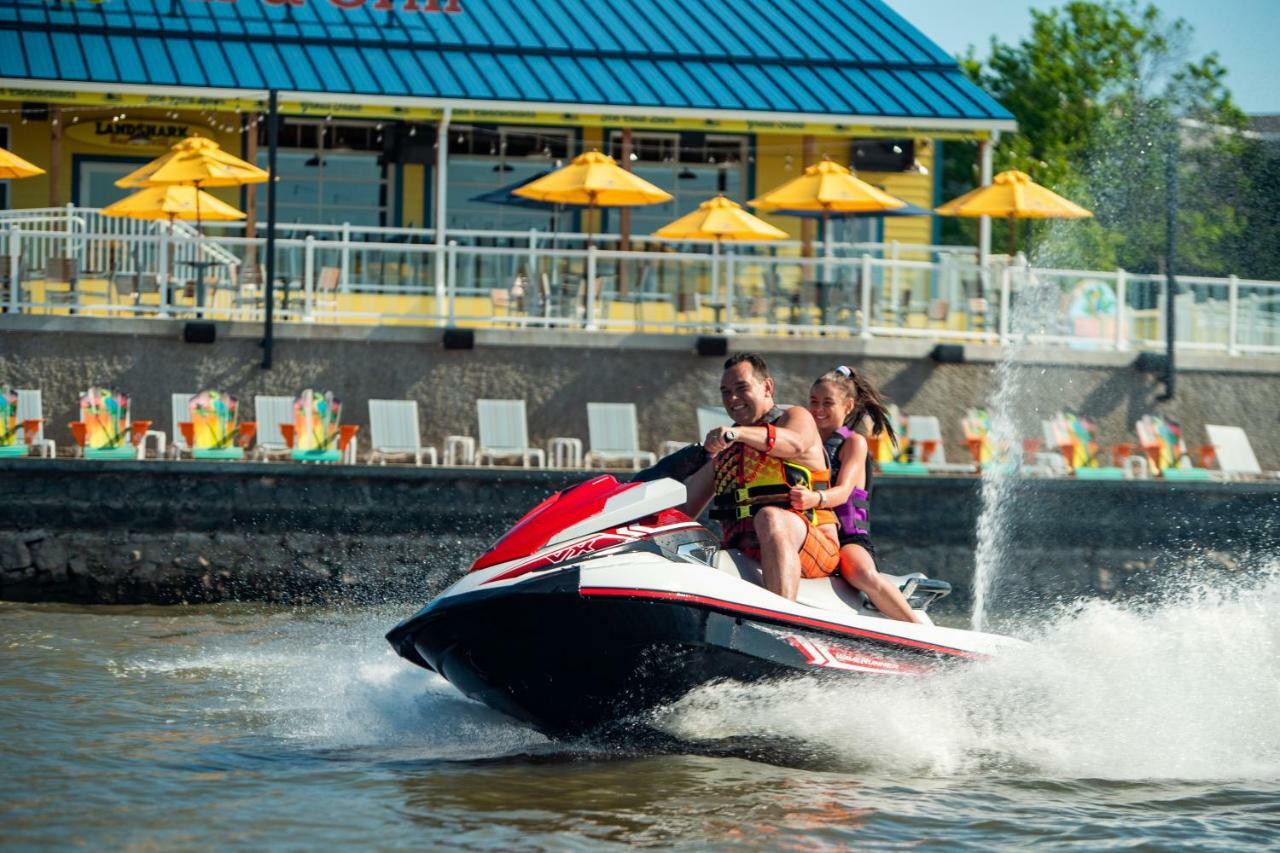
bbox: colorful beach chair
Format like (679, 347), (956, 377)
(189, 391), (249, 460)
(874, 404), (927, 476)
(1051, 411), (1125, 479)
(291, 389), (349, 463)
(74, 387), (141, 460)
(0, 389), (24, 457)
(1135, 415), (1211, 480)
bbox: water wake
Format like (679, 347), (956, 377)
(657, 570), (1280, 780)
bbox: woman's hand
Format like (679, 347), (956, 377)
(789, 486), (819, 511)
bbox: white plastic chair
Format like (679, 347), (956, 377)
(169, 392), (196, 459)
(254, 395), (296, 461)
(660, 405), (729, 458)
(16, 389), (55, 458)
(906, 415), (975, 473)
(475, 399), (545, 467)
(1205, 425), (1263, 478)
(585, 402), (656, 470)
(367, 399), (437, 466)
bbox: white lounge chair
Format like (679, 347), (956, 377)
(1205, 424), (1265, 479)
(16, 389), (55, 458)
(169, 392), (196, 459)
(367, 399), (437, 466)
(585, 402), (656, 470)
(660, 405), (730, 458)
(253, 395), (296, 461)
(905, 415), (976, 474)
(475, 399), (545, 467)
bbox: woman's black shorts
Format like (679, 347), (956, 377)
(837, 532), (876, 557)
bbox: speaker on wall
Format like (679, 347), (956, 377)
(442, 328), (475, 350)
(183, 321), (216, 344)
(695, 336), (729, 357)
(929, 343), (965, 363)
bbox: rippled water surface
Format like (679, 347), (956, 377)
(4, 575), (1280, 849)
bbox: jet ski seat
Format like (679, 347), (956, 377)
(712, 549), (948, 621)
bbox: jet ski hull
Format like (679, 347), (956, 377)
(388, 568), (959, 736)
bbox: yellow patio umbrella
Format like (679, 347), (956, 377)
(101, 185), (246, 222)
(749, 159), (907, 216)
(653, 194), (789, 242)
(0, 146), (45, 180)
(115, 136), (267, 189)
(654, 195), (787, 321)
(750, 158), (907, 283)
(935, 169), (1093, 256)
(513, 150), (671, 245)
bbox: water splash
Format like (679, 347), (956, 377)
(971, 266), (1066, 630)
(658, 568), (1280, 780)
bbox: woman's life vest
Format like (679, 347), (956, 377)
(823, 426), (872, 536)
(710, 407), (836, 548)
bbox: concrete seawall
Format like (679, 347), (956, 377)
(5, 315), (1280, 469)
(3, 460), (1276, 614)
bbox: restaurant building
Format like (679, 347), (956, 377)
(0, 0), (1013, 248)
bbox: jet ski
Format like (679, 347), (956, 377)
(387, 459), (1020, 737)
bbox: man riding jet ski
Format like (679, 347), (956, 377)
(387, 444), (1020, 736)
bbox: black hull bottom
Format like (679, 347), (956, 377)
(389, 573), (946, 737)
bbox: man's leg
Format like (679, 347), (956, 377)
(753, 506), (809, 601)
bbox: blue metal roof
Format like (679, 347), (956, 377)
(0, 0), (1013, 126)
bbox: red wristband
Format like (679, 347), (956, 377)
(764, 424), (777, 452)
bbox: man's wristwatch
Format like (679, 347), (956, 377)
(724, 429), (737, 443)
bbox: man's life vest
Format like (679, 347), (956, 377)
(823, 426), (872, 536)
(710, 407), (836, 548)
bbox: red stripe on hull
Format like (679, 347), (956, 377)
(578, 586), (979, 659)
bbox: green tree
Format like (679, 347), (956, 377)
(944, 1), (1250, 275)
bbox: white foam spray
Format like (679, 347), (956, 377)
(658, 569), (1280, 780)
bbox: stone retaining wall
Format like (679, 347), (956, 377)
(3, 461), (1276, 616)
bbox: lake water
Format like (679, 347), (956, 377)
(4, 571), (1279, 849)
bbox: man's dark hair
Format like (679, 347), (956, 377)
(723, 352), (771, 382)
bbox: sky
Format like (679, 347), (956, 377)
(883, 0), (1279, 114)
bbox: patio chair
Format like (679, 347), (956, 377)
(367, 399), (437, 466)
(43, 256), (78, 310)
(1204, 424), (1266, 479)
(475, 399), (545, 467)
(585, 402), (656, 470)
(905, 415), (976, 474)
(1135, 414), (1211, 481)
(15, 389), (55, 458)
(658, 405), (726, 458)
(254, 395), (296, 461)
(313, 266), (340, 315)
(169, 392), (196, 458)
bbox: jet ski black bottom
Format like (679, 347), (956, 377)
(387, 571), (949, 737)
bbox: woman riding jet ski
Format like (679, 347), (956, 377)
(386, 444), (1020, 737)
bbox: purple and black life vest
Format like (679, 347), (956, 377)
(823, 426), (872, 536)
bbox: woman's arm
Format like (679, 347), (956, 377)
(790, 432), (868, 511)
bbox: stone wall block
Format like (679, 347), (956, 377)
(1, 536), (33, 571)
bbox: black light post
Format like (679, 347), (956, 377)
(1160, 128), (1178, 401)
(261, 89), (279, 369)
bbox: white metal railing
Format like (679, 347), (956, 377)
(1, 210), (1277, 355)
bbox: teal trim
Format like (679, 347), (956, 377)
(878, 461), (930, 476)
(291, 448), (341, 463)
(193, 448), (245, 460)
(1075, 467), (1125, 480)
(0, 444), (28, 457)
(84, 446), (137, 460)
(1162, 468), (1212, 481)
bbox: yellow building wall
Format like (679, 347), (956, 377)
(750, 133), (936, 245)
(400, 163), (425, 229)
(1, 103), (242, 210)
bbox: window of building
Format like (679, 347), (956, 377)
(444, 126), (576, 233)
(605, 132), (749, 237)
(256, 120), (390, 227)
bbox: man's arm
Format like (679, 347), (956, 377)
(704, 406), (819, 460)
(678, 460), (715, 519)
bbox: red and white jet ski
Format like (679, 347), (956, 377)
(387, 473), (1019, 736)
